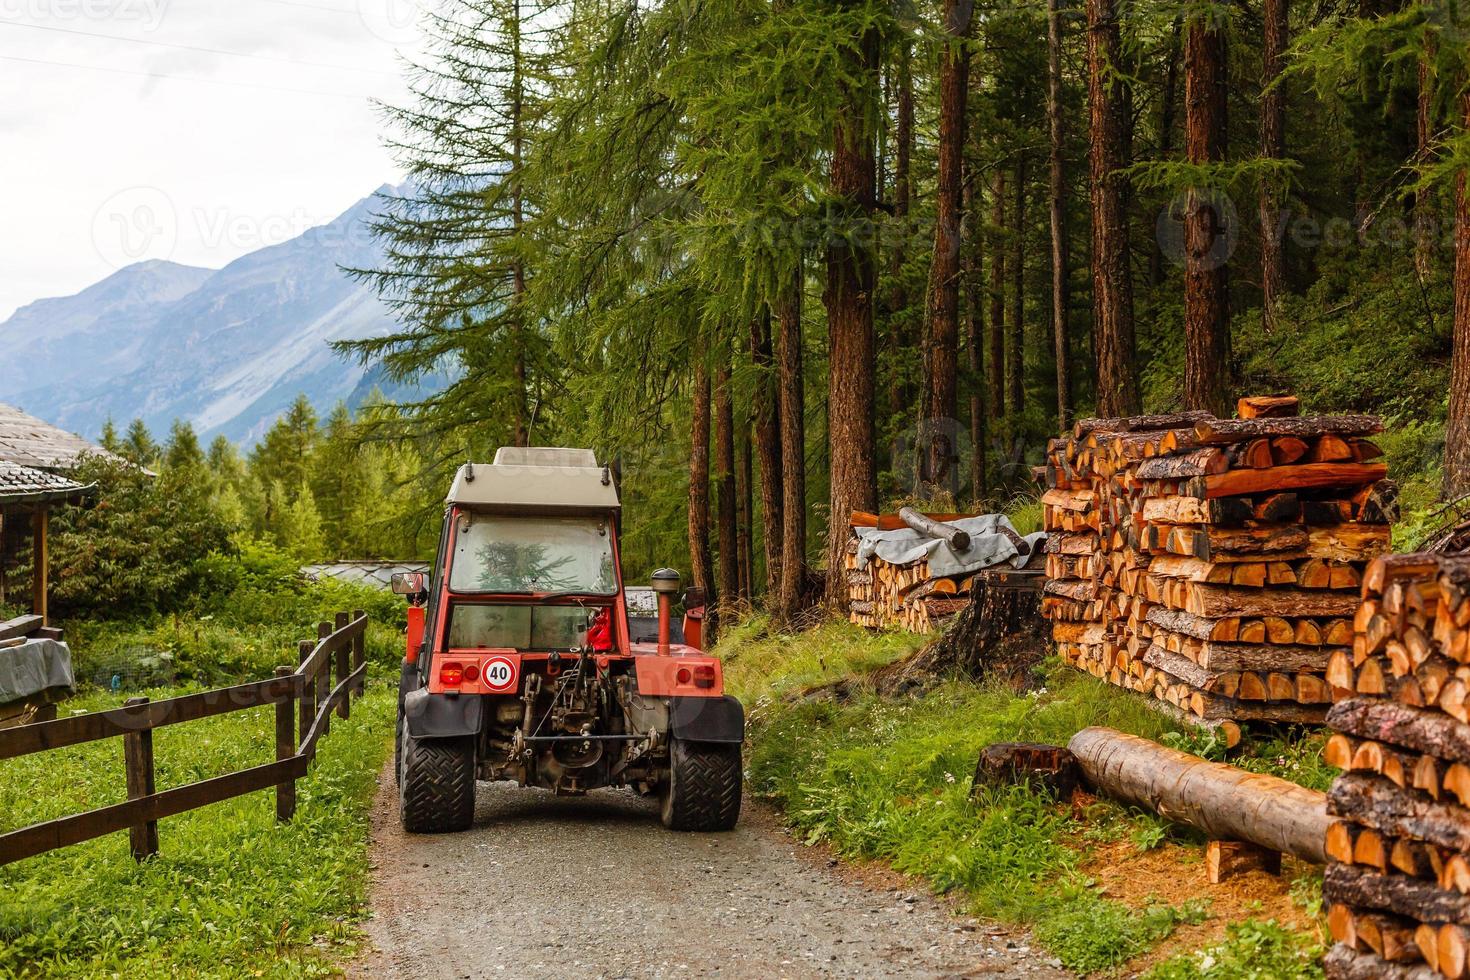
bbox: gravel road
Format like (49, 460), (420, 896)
(357, 766), (1069, 980)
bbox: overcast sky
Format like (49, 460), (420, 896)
(0, 0), (423, 319)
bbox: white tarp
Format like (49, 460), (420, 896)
(0, 638), (73, 704)
(854, 514), (1047, 578)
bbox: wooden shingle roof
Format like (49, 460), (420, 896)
(0, 403), (117, 471)
(0, 460), (90, 505)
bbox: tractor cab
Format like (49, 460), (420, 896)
(392, 447), (743, 834)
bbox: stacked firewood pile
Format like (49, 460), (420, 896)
(1040, 396), (1396, 747)
(1322, 554), (1470, 978)
(846, 509), (1039, 633)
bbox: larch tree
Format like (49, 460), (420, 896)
(1183, 7), (1232, 416)
(988, 169), (1007, 423)
(1007, 153), (1027, 418)
(749, 310), (783, 597)
(714, 354), (739, 605)
(1087, 0), (1140, 416)
(343, 0), (558, 450)
(688, 358), (718, 643)
(1047, 0), (1071, 424)
(823, 5), (882, 599)
(919, 0), (974, 497)
(1447, 94), (1470, 495)
(1259, 0), (1287, 331)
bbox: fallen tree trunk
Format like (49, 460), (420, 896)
(1067, 726), (1330, 863)
(898, 506), (971, 551)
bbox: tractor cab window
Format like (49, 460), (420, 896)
(447, 603), (601, 651)
(449, 514), (617, 595)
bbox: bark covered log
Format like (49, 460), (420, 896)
(899, 507), (971, 551)
(1194, 415), (1384, 443)
(1328, 772), (1470, 853)
(1326, 863), (1470, 926)
(1067, 726), (1330, 863)
(1329, 698), (1470, 765)
(1324, 943), (1438, 980)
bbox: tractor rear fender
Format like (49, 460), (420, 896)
(669, 695), (744, 745)
(403, 687), (484, 739)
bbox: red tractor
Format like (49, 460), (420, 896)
(391, 447), (743, 833)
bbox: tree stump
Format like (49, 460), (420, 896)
(872, 569), (1047, 693)
(972, 742), (1079, 799)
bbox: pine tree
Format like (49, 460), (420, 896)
(121, 419), (159, 467)
(164, 420), (205, 473)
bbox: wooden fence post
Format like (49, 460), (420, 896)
(298, 639), (314, 758)
(122, 697), (159, 861)
(334, 612), (350, 720)
(274, 666), (296, 822)
(317, 622), (332, 737)
(352, 609), (366, 699)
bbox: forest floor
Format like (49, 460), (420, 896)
(718, 616), (1329, 978)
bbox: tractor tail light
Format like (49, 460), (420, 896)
(693, 664), (716, 689)
(463, 663), (481, 684)
(675, 667), (692, 686)
(440, 661), (465, 687)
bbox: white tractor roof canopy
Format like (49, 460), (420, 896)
(447, 447), (620, 513)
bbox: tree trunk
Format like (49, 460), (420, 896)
(1259, 0), (1287, 331)
(1450, 96), (1470, 497)
(689, 360), (718, 643)
(920, 0), (972, 498)
(1048, 0), (1072, 426)
(715, 358), (739, 605)
(1183, 17), (1231, 416)
(988, 169), (1007, 423)
(776, 270), (807, 621)
(964, 175), (989, 501)
(750, 309), (782, 597)
(1087, 0), (1140, 416)
(1068, 726), (1330, 863)
(1008, 153), (1027, 418)
(509, 0), (530, 447)
(1150, 16), (1184, 287)
(824, 17), (880, 602)
(887, 38), (915, 420)
(872, 571), (1047, 688)
(737, 415), (754, 601)
(1417, 38), (1439, 281)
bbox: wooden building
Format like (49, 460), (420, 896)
(0, 404), (110, 622)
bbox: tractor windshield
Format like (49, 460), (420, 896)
(449, 514), (618, 595)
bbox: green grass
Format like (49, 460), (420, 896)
(1142, 919), (1325, 979)
(0, 684), (395, 977)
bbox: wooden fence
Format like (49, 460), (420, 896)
(0, 610), (369, 865)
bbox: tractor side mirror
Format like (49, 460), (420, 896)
(391, 571), (426, 596)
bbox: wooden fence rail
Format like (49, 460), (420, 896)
(0, 610), (369, 866)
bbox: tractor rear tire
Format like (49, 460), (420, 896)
(660, 739), (742, 832)
(399, 732), (476, 833)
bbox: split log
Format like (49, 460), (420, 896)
(1194, 414), (1384, 444)
(1324, 943), (1438, 980)
(1206, 840), (1281, 882)
(1194, 462), (1390, 498)
(1238, 395), (1300, 419)
(1066, 726), (1330, 863)
(1184, 584), (1363, 619)
(1329, 698), (1470, 765)
(1329, 773), (1470, 853)
(898, 507), (971, 552)
(1134, 448), (1230, 479)
(1326, 863), (1470, 926)
(1072, 410), (1213, 439)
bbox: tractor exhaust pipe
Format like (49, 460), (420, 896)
(651, 568), (681, 656)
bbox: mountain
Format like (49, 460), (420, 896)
(0, 187), (414, 444)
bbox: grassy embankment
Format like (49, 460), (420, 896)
(0, 563), (403, 978)
(718, 617), (1331, 977)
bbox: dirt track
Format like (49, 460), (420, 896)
(357, 765), (1069, 979)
